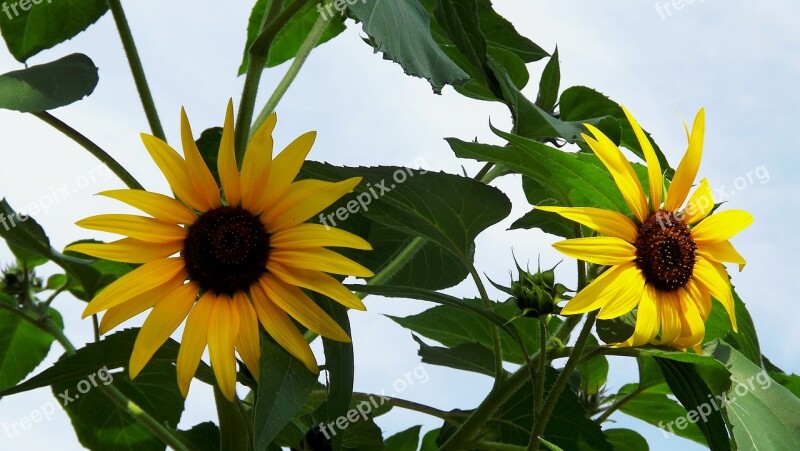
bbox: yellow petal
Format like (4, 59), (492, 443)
(620, 284), (660, 347)
(621, 105), (663, 210)
(259, 274), (350, 342)
(264, 178), (362, 232)
(83, 258), (186, 317)
(99, 275), (184, 334)
(269, 247), (374, 278)
(268, 262), (366, 311)
(176, 292), (215, 397)
(683, 279), (711, 320)
(141, 134), (207, 211)
(665, 109), (705, 210)
(535, 206), (638, 242)
(181, 108), (221, 209)
(561, 263), (638, 315)
(233, 292), (261, 380)
(250, 285), (319, 373)
(259, 131), (316, 211)
(208, 294), (240, 401)
(129, 282), (199, 378)
(66, 238), (182, 264)
(655, 291), (681, 345)
(218, 100), (241, 206)
(698, 240), (746, 271)
(583, 126), (649, 222)
(681, 178), (714, 225)
(240, 112), (277, 212)
(76, 214), (186, 243)
(270, 224), (372, 251)
(552, 237), (637, 266)
(691, 210), (754, 244)
(674, 289), (706, 350)
(692, 256), (737, 332)
(597, 265), (646, 319)
(99, 189), (198, 224)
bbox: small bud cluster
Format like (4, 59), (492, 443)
(508, 259), (566, 319)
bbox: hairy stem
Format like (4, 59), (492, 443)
(107, 0), (165, 140)
(32, 112), (143, 190)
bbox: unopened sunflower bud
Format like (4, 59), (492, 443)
(511, 263), (557, 318)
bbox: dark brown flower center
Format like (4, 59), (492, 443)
(183, 206), (270, 295)
(634, 210), (697, 292)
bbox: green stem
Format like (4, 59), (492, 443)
(470, 265), (505, 382)
(357, 237), (426, 298)
(250, 4), (329, 139)
(439, 316), (578, 451)
(595, 384), (648, 424)
(529, 312), (597, 449)
(476, 442), (528, 451)
(351, 392), (460, 421)
(214, 388), (251, 451)
(106, 0), (165, 141)
(534, 320), (547, 417)
(41, 318), (190, 451)
(235, 0), (308, 161)
(32, 112), (143, 190)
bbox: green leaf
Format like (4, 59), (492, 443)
(0, 198), (104, 298)
(0, 328), (215, 397)
(253, 337), (318, 450)
(389, 297), (539, 365)
(703, 288), (761, 365)
(7, 240), (47, 267)
(448, 134), (628, 214)
(300, 163), (511, 267)
(412, 334), (496, 377)
(472, 0), (547, 62)
(384, 425), (421, 451)
(654, 353), (731, 450)
(617, 386), (706, 445)
(577, 335), (608, 395)
(348, 0), (469, 93)
(0, 306), (60, 392)
(420, 428), (440, 451)
(54, 360), (185, 451)
(559, 86), (671, 173)
(0, 53), (99, 112)
(178, 422), (221, 451)
(603, 429), (649, 451)
(195, 127), (223, 184)
(319, 296), (354, 451)
(711, 342), (800, 450)
(0, 1), (107, 61)
(341, 415), (385, 450)
(492, 367), (612, 449)
(239, 0), (346, 74)
(535, 47), (560, 112)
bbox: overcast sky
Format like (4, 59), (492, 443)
(1, 1), (797, 450)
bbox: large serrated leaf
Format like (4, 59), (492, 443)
(348, 0), (469, 93)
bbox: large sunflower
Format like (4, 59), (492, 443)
(538, 108), (752, 350)
(67, 101), (373, 400)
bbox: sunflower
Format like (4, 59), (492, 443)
(537, 107), (752, 351)
(67, 101), (373, 400)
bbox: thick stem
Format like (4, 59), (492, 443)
(32, 112), (143, 190)
(534, 320), (548, 417)
(470, 265), (505, 382)
(250, 5), (329, 139)
(106, 0), (165, 141)
(529, 312), (597, 449)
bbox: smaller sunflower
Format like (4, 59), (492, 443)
(537, 107), (752, 351)
(68, 101), (373, 400)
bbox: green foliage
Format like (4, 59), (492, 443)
(0, 0), (107, 61)
(0, 302), (60, 392)
(0, 53), (98, 112)
(384, 425), (422, 450)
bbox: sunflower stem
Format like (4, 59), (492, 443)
(250, 2), (330, 140)
(106, 0), (165, 141)
(31, 112), (143, 190)
(470, 265), (505, 383)
(40, 317), (191, 451)
(236, 0), (308, 163)
(529, 312), (597, 450)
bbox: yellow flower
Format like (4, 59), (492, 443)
(538, 107), (752, 351)
(67, 101), (373, 400)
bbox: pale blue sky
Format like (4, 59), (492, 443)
(0, 1), (797, 450)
